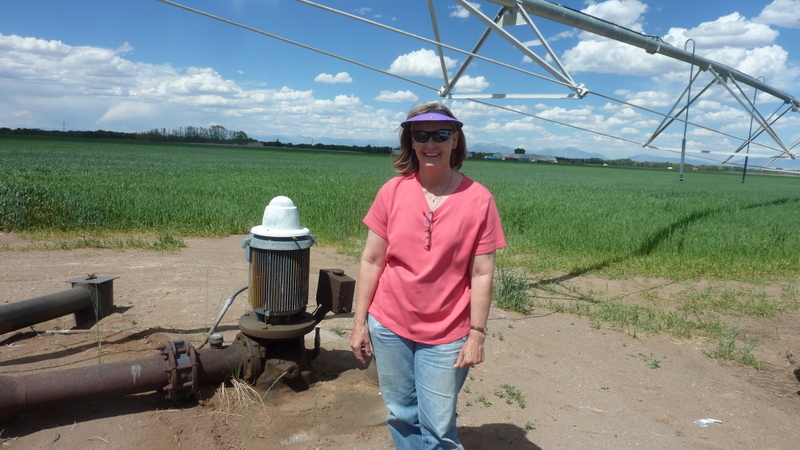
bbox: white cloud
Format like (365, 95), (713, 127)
(553, 30), (578, 40)
(447, 100), (502, 127)
(582, 0), (648, 32)
(522, 39), (542, 48)
(562, 2), (793, 86)
(663, 13), (779, 48)
(754, 0), (800, 28)
(601, 102), (620, 112)
(614, 107), (641, 119)
(537, 106), (596, 122)
(562, 39), (680, 75)
(388, 48), (457, 78)
(546, 2), (670, 74)
(116, 42), (134, 53)
(695, 100), (725, 112)
(314, 72), (353, 84)
(0, 34), (70, 57)
(0, 33), (405, 142)
(695, 107), (748, 123)
(620, 91), (675, 109)
(728, 45), (788, 77)
(483, 117), (551, 136)
(152, 67), (241, 97)
(449, 2), (481, 19)
(0, 34), (140, 93)
(452, 75), (489, 94)
(375, 90), (418, 103)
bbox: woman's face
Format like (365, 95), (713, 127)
(410, 120), (458, 170)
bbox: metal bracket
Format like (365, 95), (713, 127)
(69, 275), (117, 327)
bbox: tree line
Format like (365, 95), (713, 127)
(0, 125), (254, 145)
(0, 127), (393, 154)
(260, 140), (392, 154)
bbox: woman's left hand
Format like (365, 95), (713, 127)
(454, 330), (485, 368)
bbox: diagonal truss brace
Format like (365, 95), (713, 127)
(645, 68), (798, 161)
(643, 69), (707, 148)
(711, 71), (795, 160)
(442, 0), (587, 100)
(722, 103), (792, 164)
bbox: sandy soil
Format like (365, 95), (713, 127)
(1, 233), (799, 449)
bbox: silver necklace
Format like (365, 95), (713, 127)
(423, 171), (454, 211)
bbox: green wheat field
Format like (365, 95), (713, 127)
(2, 136), (799, 280)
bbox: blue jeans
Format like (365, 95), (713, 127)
(368, 315), (469, 450)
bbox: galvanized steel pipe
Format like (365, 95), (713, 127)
(483, 0), (800, 108)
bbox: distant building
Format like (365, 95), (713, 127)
(518, 153), (557, 163)
(485, 152), (557, 162)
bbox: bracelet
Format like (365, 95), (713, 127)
(470, 325), (486, 334)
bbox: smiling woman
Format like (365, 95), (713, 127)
(349, 102), (506, 449)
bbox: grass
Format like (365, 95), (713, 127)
(527, 280), (800, 368)
(0, 137), (389, 250)
(215, 378), (268, 419)
(90, 288), (103, 364)
(7, 233), (186, 251)
(2, 136), (799, 278)
(494, 269), (531, 313)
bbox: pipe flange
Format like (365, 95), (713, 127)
(239, 311), (317, 340)
(234, 333), (266, 384)
(162, 339), (198, 401)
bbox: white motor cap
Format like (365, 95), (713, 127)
(250, 196), (310, 238)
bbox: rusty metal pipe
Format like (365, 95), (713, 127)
(0, 276), (116, 335)
(0, 339), (248, 421)
(0, 288), (93, 335)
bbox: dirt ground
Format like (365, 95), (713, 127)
(1, 233), (799, 449)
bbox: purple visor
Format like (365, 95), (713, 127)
(400, 109), (463, 130)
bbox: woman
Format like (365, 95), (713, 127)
(350, 102), (506, 449)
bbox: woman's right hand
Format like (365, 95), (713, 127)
(350, 322), (372, 367)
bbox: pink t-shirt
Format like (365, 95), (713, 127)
(363, 173), (506, 344)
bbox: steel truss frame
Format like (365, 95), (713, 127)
(158, 0), (800, 172)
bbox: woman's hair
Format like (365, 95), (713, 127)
(393, 102), (467, 175)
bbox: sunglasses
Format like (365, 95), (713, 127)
(411, 129), (453, 144)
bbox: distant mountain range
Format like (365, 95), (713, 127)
(468, 143), (609, 160)
(540, 146), (607, 160)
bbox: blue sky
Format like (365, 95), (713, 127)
(1, 0), (799, 162)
